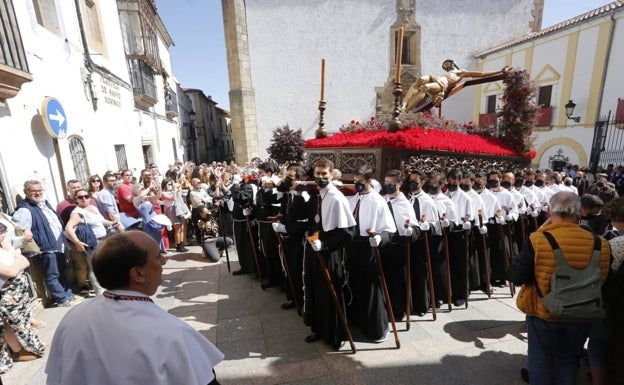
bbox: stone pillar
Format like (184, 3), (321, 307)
(222, 0), (258, 164)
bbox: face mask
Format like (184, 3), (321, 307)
(315, 177), (329, 188)
(597, 182), (605, 188)
(501, 181), (512, 189)
(460, 184), (471, 192)
(354, 181), (366, 193)
(408, 181), (420, 193)
(487, 179), (499, 189)
(473, 182), (483, 191)
(282, 176), (293, 190)
(564, 181), (572, 187)
(534, 180), (545, 187)
(167, 185), (173, 191)
(524, 181), (534, 188)
(384, 182), (397, 194)
(446, 183), (458, 192)
(514, 180), (524, 188)
(424, 183), (439, 195)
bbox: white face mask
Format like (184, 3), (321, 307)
(167, 185), (173, 191)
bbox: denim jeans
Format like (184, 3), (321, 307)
(36, 252), (74, 304)
(527, 315), (591, 385)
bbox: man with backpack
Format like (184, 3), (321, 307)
(510, 191), (611, 385)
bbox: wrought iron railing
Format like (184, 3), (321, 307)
(128, 58), (157, 101)
(165, 87), (178, 115)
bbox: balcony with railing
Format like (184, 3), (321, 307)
(128, 59), (157, 109)
(0, 0), (32, 106)
(165, 87), (178, 118)
(478, 112), (497, 128)
(536, 107), (553, 127)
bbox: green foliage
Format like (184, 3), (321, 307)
(266, 125), (306, 164)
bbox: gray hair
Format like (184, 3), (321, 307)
(549, 191), (580, 217)
(23, 179), (42, 190)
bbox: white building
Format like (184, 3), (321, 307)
(474, 1), (624, 170)
(0, 0), (184, 209)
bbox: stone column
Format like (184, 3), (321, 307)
(222, 0), (258, 164)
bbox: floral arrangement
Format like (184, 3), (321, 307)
(498, 68), (537, 157)
(306, 126), (519, 157)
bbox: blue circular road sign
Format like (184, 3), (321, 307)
(41, 97), (68, 139)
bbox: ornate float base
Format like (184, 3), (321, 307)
(307, 147), (530, 181)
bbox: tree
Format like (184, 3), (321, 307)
(266, 125), (305, 164)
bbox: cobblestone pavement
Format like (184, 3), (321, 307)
(3, 246), (591, 385)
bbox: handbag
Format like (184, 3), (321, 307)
(174, 191), (191, 219)
(14, 226), (41, 256)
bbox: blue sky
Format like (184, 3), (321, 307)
(155, 0), (613, 111)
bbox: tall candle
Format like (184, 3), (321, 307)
(395, 27), (404, 83)
(320, 58), (326, 101)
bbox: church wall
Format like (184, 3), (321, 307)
(243, 0), (536, 158)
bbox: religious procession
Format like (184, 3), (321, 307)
(3, 0), (624, 384)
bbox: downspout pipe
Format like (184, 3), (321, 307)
(74, 0), (98, 110)
(595, 10), (619, 118)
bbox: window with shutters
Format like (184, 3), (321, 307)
(0, 0), (32, 105)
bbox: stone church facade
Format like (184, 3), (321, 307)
(222, 0), (543, 161)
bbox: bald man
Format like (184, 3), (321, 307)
(46, 231), (224, 385)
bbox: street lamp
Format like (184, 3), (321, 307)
(189, 110), (196, 123)
(564, 100), (581, 123)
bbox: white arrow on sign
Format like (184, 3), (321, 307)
(49, 109), (65, 128)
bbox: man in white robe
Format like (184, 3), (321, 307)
(305, 158), (356, 350)
(426, 172), (459, 308)
(407, 169), (441, 312)
(347, 165), (396, 342)
(383, 169), (419, 319)
(46, 231), (224, 385)
(487, 171), (518, 286)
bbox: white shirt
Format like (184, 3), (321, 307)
(349, 189), (396, 237)
(408, 190), (440, 233)
(478, 188), (502, 219)
(445, 188), (474, 222)
(46, 290), (224, 385)
(386, 193), (418, 236)
(319, 183), (356, 232)
(431, 192), (459, 225)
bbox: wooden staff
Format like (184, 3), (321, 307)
(440, 214), (453, 312)
(518, 210), (526, 244)
(403, 219), (411, 330)
(463, 214), (470, 309)
(269, 214), (301, 315)
(477, 210), (491, 298)
(420, 215), (437, 321)
(367, 229), (400, 349)
(530, 205), (539, 233)
(307, 232), (356, 353)
(219, 206), (231, 273)
(495, 211), (515, 297)
(244, 206), (264, 290)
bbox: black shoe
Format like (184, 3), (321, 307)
(261, 279), (273, 289)
(232, 269), (245, 276)
(435, 300), (444, 309)
(332, 340), (345, 350)
(176, 244), (189, 253)
(305, 333), (320, 343)
(416, 312), (426, 317)
(520, 367), (529, 383)
(453, 299), (466, 307)
(281, 301), (296, 310)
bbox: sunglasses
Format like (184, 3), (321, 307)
(76, 195), (90, 200)
(92, 179), (101, 183)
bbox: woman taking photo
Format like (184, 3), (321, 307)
(161, 178), (188, 252)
